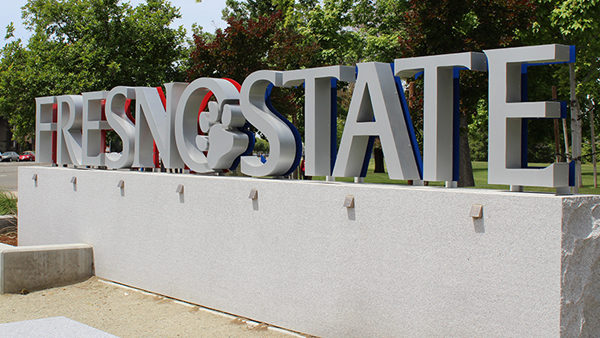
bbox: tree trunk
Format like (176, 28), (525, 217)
(552, 86), (561, 162)
(373, 138), (385, 173)
(570, 63), (582, 190)
(591, 102), (597, 188)
(563, 118), (570, 161)
(458, 114), (475, 187)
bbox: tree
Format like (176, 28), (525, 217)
(188, 10), (319, 129)
(188, 11), (318, 84)
(351, 0), (409, 63)
(188, 9), (322, 178)
(395, 0), (537, 186)
(224, 0), (363, 66)
(0, 34), (33, 145)
(522, 0), (600, 189)
(0, 0), (187, 144)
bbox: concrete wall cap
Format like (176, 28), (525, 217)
(1, 243), (91, 253)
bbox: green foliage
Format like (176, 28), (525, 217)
(298, 0), (364, 65)
(393, 0), (537, 185)
(253, 138), (270, 154)
(0, 38), (35, 143)
(398, 0), (537, 114)
(0, 189), (17, 216)
(0, 0), (187, 144)
(188, 11), (318, 83)
(223, 0), (291, 19)
(224, 0), (364, 65)
(351, 0), (408, 62)
(188, 9), (321, 146)
(468, 100), (488, 161)
(4, 0), (594, 177)
(400, 0), (536, 56)
(514, 0), (600, 167)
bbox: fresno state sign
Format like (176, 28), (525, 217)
(35, 44), (574, 188)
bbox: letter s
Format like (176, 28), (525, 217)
(239, 70), (299, 177)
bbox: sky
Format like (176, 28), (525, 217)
(0, 0), (228, 46)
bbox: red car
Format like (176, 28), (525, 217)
(19, 151), (35, 161)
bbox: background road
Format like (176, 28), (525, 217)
(0, 162), (46, 192)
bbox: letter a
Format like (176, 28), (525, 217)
(332, 62), (420, 180)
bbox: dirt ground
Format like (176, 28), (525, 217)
(0, 277), (312, 338)
(0, 231), (17, 246)
(0, 235), (317, 337)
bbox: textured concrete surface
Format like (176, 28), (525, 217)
(0, 243), (93, 294)
(560, 197), (600, 337)
(0, 317), (118, 338)
(17, 167), (600, 338)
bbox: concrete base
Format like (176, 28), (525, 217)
(0, 317), (117, 337)
(17, 167), (600, 338)
(0, 243), (93, 294)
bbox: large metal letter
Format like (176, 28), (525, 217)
(35, 96), (57, 163)
(484, 44), (571, 187)
(105, 87), (136, 169)
(82, 91), (109, 166)
(240, 71), (298, 177)
(133, 84), (186, 169)
(57, 95), (84, 165)
(283, 66), (356, 176)
(395, 52), (487, 182)
(332, 62), (420, 180)
(174, 78), (242, 173)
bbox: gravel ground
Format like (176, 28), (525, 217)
(0, 277), (311, 338)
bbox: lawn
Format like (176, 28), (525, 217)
(311, 161), (600, 195)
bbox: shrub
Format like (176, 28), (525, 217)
(0, 189), (17, 216)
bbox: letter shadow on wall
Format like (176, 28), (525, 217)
(473, 212), (485, 233)
(347, 207), (356, 221)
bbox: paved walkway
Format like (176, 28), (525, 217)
(0, 277), (311, 338)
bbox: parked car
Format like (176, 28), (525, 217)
(1, 152), (19, 162)
(19, 151), (35, 162)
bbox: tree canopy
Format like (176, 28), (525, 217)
(0, 0), (187, 144)
(1, 0), (600, 187)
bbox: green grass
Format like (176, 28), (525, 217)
(311, 161), (600, 195)
(0, 189), (17, 215)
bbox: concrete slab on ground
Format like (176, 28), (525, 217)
(0, 317), (118, 338)
(0, 243), (93, 294)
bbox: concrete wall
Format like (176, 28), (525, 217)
(17, 167), (600, 338)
